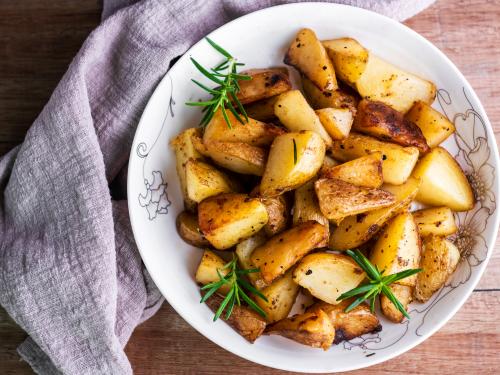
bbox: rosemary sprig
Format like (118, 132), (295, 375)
(292, 138), (297, 165)
(338, 249), (422, 319)
(186, 38), (250, 129)
(200, 254), (267, 321)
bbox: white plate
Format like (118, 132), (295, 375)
(127, 3), (500, 372)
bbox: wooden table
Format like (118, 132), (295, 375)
(1, 0), (499, 373)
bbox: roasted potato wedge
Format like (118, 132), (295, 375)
(274, 90), (332, 146)
(284, 28), (337, 91)
(191, 129), (211, 157)
(320, 153), (383, 188)
(293, 252), (366, 304)
(316, 107), (353, 140)
(307, 300), (381, 343)
(255, 270), (300, 323)
(315, 178), (395, 224)
(204, 140), (267, 176)
(235, 234), (268, 290)
(260, 131), (325, 197)
(195, 250), (230, 294)
(405, 101), (455, 148)
(266, 309), (335, 350)
(185, 159), (235, 203)
(414, 236), (461, 302)
(370, 212), (422, 286)
(353, 100), (430, 153)
(244, 96), (280, 122)
(412, 207), (457, 237)
(412, 147), (474, 211)
(329, 177), (421, 250)
(251, 221), (327, 284)
(355, 55), (437, 113)
(292, 179), (329, 246)
(236, 68), (292, 104)
(302, 76), (358, 113)
(331, 133), (420, 185)
(380, 284), (413, 323)
(203, 109), (285, 147)
(170, 128), (206, 211)
(204, 292), (266, 343)
(176, 211), (210, 247)
(322, 37), (369, 86)
(198, 193), (269, 250)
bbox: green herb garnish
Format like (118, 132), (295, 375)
(293, 138), (297, 165)
(338, 249), (422, 319)
(186, 38), (250, 129)
(200, 254), (267, 321)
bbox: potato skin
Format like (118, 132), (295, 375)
(265, 309), (335, 350)
(315, 178), (395, 224)
(412, 207), (457, 237)
(302, 76), (358, 113)
(320, 153), (383, 188)
(244, 96), (280, 122)
(198, 193), (269, 250)
(380, 284), (413, 323)
(204, 141), (267, 176)
(331, 132), (420, 185)
(236, 68), (292, 104)
(203, 292), (267, 343)
(293, 252), (365, 304)
(284, 28), (337, 91)
(260, 131), (325, 197)
(176, 211), (210, 247)
(251, 221), (327, 285)
(261, 194), (290, 236)
(307, 300), (381, 344)
(329, 177), (421, 250)
(353, 100), (430, 153)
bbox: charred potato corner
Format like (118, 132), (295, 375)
(170, 30), (474, 350)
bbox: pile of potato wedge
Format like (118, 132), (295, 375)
(171, 28), (474, 349)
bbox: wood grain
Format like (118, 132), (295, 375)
(0, 0), (499, 374)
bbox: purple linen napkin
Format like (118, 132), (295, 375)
(0, 0), (435, 373)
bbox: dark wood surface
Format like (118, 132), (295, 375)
(1, 0), (499, 373)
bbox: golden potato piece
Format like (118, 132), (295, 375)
(170, 128), (206, 211)
(255, 270), (300, 324)
(185, 159), (235, 203)
(274, 90), (332, 146)
(315, 178), (395, 224)
(284, 28), (337, 91)
(251, 221), (327, 285)
(176, 211), (210, 247)
(412, 147), (474, 211)
(236, 68), (292, 105)
(302, 76), (358, 113)
(329, 177), (421, 250)
(244, 96), (280, 122)
(353, 100), (430, 153)
(292, 179), (329, 247)
(307, 300), (381, 344)
(293, 252), (365, 305)
(198, 193), (268, 250)
(203, 108), (285, 147)
(191, 128), (211, 157)
(203, 292), (266, 343)
(405, 101), (455, 148)
(320, 153), (383, 188)
(235, 234), (268, 290)
(195, 250), (230, 294)
(370, 212), (422, 286)
(266, 308), (335, 350)
(380, 284), (413, 323)
(331, 133), (419, 185)
(412, 207), (458, 237)
(316, 107), (353, 140)
(414, 236), (460, 302)
(322, 37), (369, 86)
(260, 131), (325, 197)
(355, 55), (436, 113)
(204, 140), (267, 176)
